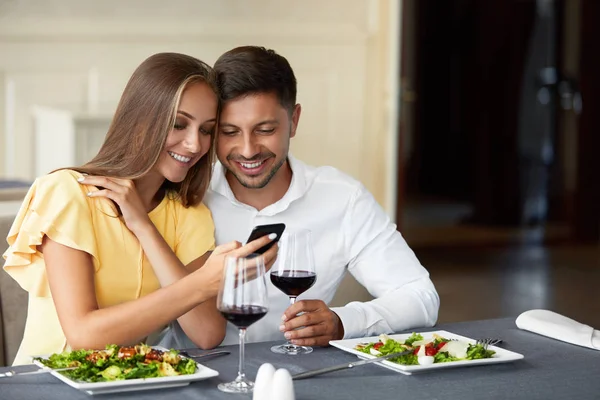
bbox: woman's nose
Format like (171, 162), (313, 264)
(183, 132), (202, 153)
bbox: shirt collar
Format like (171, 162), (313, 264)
(210, 154), (309, 215)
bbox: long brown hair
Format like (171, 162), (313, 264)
(72, 52), (217, 207)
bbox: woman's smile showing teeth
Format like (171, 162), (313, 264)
(168, 151), (192, 163)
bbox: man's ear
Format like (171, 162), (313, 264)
(290, 104), (302, 138)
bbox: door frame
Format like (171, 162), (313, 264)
(573, 0), (600, 242)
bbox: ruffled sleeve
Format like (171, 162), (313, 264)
(2, 169), (99, 297)
(174, 202), (215, 266)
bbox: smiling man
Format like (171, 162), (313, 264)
(216, 90), (295, 211)
(168, 46), (440, 349)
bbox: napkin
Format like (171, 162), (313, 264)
(253, 363), (295, 400)
(516, 309), (600, 350)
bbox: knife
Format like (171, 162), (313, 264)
(0, 367), (77, 378)
(292, 349), (413, 380)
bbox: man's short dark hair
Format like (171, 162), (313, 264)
(214, 46), (297, 112)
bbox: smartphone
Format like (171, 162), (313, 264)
(246, 223), (286, 255)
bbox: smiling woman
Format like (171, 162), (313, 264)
(78, 53), (218, 208)
(151, 82), (216, 189)
(1, 52), (279, 366)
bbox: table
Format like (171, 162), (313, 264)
(1, 317), (598, 400)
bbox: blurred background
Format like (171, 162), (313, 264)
(0, 0), (598, 365)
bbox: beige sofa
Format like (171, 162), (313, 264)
(0, 188), (29, 366)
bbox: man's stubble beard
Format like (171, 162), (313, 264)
(222, 124), (292, 189)
(229, 155), (288, 189)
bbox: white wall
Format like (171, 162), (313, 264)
(0, 0), (399, 215)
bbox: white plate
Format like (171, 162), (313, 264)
(329, 330), (524, 376)
(32, 346), (219, 395)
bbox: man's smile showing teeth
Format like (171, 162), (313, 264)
(168, 151), (192, 163)
(240, 161), (264, 169)
(236, 159), (269, 176)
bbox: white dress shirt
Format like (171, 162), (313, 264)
(209, 156), (439, 344)
(157, 156), (440, 348)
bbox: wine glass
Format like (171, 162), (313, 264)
(270, 229), (317, 355)
(217, 253), (269, 393)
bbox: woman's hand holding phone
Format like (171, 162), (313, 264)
(194, 233), (280, 297)
(245, 223), (286, 254)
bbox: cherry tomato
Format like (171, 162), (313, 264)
(425, 343), (438, 356)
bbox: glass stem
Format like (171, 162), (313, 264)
(286, 297), (297, 348)
(237, 328), (246, 380)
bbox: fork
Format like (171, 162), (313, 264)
(177, 349), (230, 359)
(475, 338), (503, 349)
(447, 338), (503, 349)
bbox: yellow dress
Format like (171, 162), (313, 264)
(2, 169), (215, 365)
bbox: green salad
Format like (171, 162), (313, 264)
(34, 344), (196, 382)
(355, 333), (495, 366)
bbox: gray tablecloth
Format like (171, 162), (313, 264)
(1, 317), (599, 400)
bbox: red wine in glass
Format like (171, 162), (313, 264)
(220, 305), (268, 329)
(270, 270), (317, 297)
(270, 230), (317, 355)
(217, 254), (269, 393)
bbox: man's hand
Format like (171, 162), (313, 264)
(279, 300), (345, 347)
